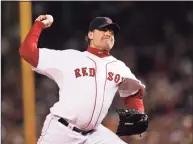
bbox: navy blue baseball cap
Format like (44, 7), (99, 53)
(88, 17), (120, 35)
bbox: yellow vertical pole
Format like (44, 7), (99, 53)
(19, 2), (37, 144)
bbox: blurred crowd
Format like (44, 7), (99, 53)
(1, 1), (193, 144)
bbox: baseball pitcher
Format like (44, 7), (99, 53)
(19, 14), (148, 144)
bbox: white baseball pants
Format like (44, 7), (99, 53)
(37, 113), (127, 144)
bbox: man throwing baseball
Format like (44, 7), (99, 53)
(19, 14), (148, 144)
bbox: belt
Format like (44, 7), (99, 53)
(58, 118), (94, 135)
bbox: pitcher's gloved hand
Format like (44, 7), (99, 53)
(115, 108), (148, 136)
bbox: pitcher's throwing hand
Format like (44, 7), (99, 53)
(35, 14), (54, 28)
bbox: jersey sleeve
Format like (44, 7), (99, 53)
(32, 48), (75, 82)
(118, 63), (145, 98)
(36, 48), (62, 70)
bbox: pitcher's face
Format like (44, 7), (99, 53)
(88, 28), (115, 50)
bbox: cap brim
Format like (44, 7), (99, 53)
(98, 23), (120, 35)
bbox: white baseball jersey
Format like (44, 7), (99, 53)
(33, 48), (145, 131)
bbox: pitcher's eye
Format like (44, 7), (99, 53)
(99, 28), (114, 35)
(110, 30), (114, 35)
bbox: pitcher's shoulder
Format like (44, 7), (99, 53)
(113, 58), (132, 72)
(61, 49), (81, 54)
(60, 49), (84, 57)
(113, 58), (128, 67)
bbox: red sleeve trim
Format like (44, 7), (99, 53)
(19, 21), (45, 67)
(122, 89), (145, 112)
(130, 89), (144, 99)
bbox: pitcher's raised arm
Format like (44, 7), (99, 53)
(19, 14), (54, 67)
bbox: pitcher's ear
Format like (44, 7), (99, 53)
(88, 31), (93, 40)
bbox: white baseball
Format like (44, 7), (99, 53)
(45, 14), (54, 27)
(35, 14), (54, 28)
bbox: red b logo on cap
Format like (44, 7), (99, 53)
(105, 17), (112, 23)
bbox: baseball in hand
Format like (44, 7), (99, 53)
(35, 14), (54, 28)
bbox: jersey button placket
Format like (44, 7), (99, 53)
(93, 62), (107, 127)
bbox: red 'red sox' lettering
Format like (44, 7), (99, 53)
(89, 68), (95, 76)
(107, 72), (124, 83)
(74, 67), (95, 78)
(114, 74), (120, 83)
(74, 68), (81, 78)
(82, 67), (88, 76)
(107, 72), (114, 81)
(74, 67), (124, 83)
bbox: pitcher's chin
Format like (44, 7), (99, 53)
(101, 44), (112, 51)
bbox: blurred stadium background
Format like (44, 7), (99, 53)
(1, 1), (193, 144)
